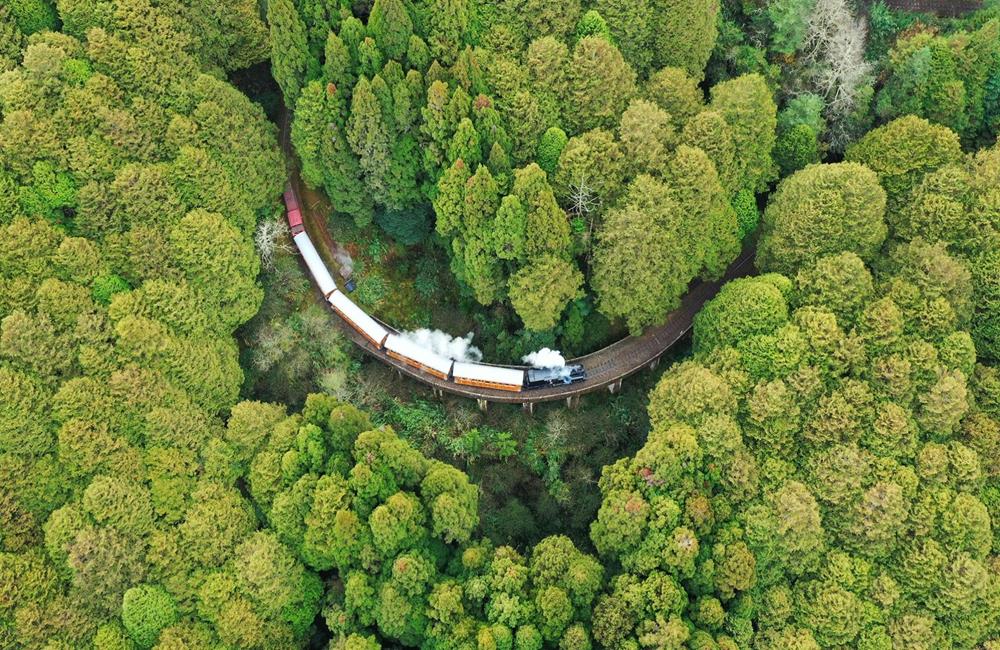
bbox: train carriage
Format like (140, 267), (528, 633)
(383, 334), (454, 380)
(284, 184), (304, 234)
(452, 362), (525, 393)
(329, 290), (389, 348)
(292, 231), (337, 298)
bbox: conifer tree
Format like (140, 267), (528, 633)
(346, 77), (393, 207)
(508, 255), (583, 330)
(268, 0), (311, 109)
(650, 0), (719, 78)
(367, 0), (413, 62)
(425, 0), (468, 66)
(323, 33), (355, 108)
(564, 37), (636, 133)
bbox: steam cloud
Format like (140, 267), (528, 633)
(399, 329), (483, 362)
(332, 244), (354, 276)
(521, 348), (566, 368)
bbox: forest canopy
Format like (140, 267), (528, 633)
(0, 0), (999, 648)
(281, 0), (763, 335)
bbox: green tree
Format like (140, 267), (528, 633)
(845, 115), (962, 220)
(619, 99), (675, 177)
(367, 0), (412, 62)
(323, 33), (355, 102)
(757, 163), (888, 275)
(425, 0), (468, 65)
(268, 0), (311, 109)
(709, 74), (778, 194)
(594, 0), (654, 74)
(121, 584), (177, 649)
(8, 0), (57, 35)
(508, 256), (583, 331)
(650, 0), (719, 78)
(536, 127), (568, 175)
(347, 76), (393, 207)
(293, 81), (374, 227)
(563, 36), (636, 133)
(665, 145), (739, 279)
(681, 110), (738, 195)
(592, 176), (690, 333)
(646, 66), (705, 131)
(553, 129), (625, 216)
(693, 276), (789, 352)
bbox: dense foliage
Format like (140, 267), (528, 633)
(0, 1), (290, 646)
(282, 0), (766, 335)
(1, 0), (1000, 649)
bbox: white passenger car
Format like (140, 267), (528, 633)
(452, 362), (525, 392)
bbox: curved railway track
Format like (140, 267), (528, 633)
(279, 112), (757, 409)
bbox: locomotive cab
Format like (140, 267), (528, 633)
(525, 364), (586, 389)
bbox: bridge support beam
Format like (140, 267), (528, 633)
(431, 387), (444, 398)
(477, 399), (489, 413)
(648, 357), (660, 372)
(565, 396), (580, 410)
(522, 401), (535, 415)
(607, 378), (623, 394)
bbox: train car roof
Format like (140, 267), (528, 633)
(292, 231), (336, 298)
(329, 290), (389, 345)
(384, 334), (454, 376)
(452, 361), (524, 387)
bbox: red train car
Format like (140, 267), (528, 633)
(284, 183), (305, 234)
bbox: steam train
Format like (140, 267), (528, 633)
(284, 184), (587, 393)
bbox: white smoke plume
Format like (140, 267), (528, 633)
(332, 244), (354, 276)
(521, 348), (566, 368)
(399, 329), (483, 362)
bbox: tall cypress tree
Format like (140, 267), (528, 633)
(346, 77), (393, 209)
(268, 0), (311, 109)
(323, 32), (355, 110)
(294, 82), (374, 227)
(367, 0), (413, 62)
(426, 0), (468, 66)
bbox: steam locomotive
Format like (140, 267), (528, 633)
(284, 184), (588, 393)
